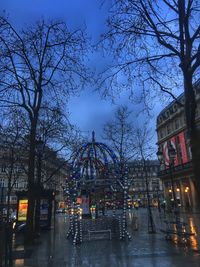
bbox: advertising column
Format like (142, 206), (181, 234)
(18, 199), (28, 222)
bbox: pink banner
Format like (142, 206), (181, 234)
(179, 132), (188, 164)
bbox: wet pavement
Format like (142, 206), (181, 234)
(12, 209), (200, 267)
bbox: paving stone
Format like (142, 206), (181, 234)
(12, 209), (200, 267)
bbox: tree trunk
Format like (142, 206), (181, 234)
(184, 72), (200, 208)
(25, 118), (37, 242)
(6, 188), (11, 224)
(35, 154), (42, 236)
(190, 128), (200, 208)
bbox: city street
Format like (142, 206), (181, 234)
(12, 209), (200, 267)
(0, 1), (199, 267)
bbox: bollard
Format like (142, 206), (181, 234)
(5, 222), (13, 266)
(0, 222), (7, 267)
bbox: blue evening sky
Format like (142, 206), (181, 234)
(0, 0), (167, 144)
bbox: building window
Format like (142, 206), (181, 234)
(173, 104), (177, 112)
(166, 125), (171, 134)
(160, 129), (163, 138)
(184, 131), (191, 160)
(1, 164), (6, 172)
(0, 178), (5, 187)
(23, 181), (28, 189)
(14, 181), (19, 189)
(11, 196), (17, 202)
(175, 119), (179, 129)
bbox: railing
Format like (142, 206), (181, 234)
(158, 161), (193, 177)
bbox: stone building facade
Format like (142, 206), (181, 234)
(156, 81), (200, 211)
(128, 160), (163, 207)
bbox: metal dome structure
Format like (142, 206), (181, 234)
(66, 132), (131, 245)
(71, 131), (119, 185)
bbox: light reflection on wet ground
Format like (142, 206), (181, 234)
(12, 209), (200, 267)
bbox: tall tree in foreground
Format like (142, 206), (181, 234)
(101, 1), (200, 196)
(34, 106), (82, 235)
(0, 17), (89, 241)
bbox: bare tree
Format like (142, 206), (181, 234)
(134, 124), (156, 233)
(34, 105), (85, 233)
(101, 1), (200, 196)
(103, 105), (137, 175)
(0, 17), (89, 241)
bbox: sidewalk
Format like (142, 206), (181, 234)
(11, 210), (200, 267)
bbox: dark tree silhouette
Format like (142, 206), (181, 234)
(0, 17), (89, 241)
(101, 0), (200, 197)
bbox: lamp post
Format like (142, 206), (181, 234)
(35, 138), (44, 236)
(143, 160), (156, 233)
(0, 182), (4, 266)
(184, 186), (191, 210)
(168, 144), (177, 213)
(156, 185), (161, 213)
(0, 183), (4, 224)
(157, 143), (178, 216)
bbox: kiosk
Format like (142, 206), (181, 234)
(66, 132), (131, 245)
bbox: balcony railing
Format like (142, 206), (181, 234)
(158, 161), (193, 177)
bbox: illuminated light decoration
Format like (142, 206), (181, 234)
(185, 187), (190, 193)
(66, 131), (131, 244)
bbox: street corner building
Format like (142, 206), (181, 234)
(156, 80), (200, 212)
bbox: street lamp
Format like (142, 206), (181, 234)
(168, 143), (177, 204)
(0, 183), (4, 225)
(156, 185), (161, 213)
(184, 186), (191, 210)
(35, 138), (44, 236)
